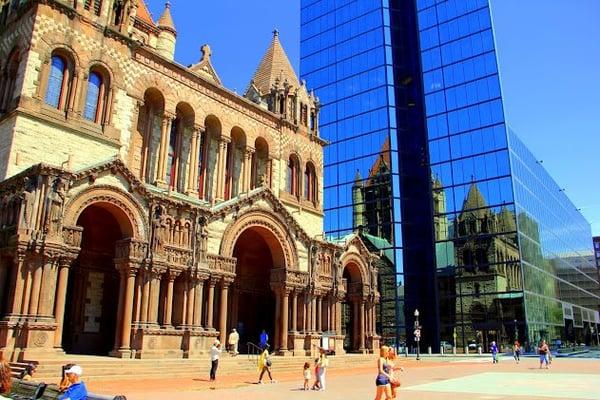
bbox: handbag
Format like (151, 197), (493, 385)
(266, 356), (272, 367)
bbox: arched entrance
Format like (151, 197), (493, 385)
(342, 262), (363, 352)
(63, 203), (133, 355)
(229, 226), (285, 352)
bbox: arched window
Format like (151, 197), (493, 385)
(287, 155), (300, 197)
(304, 162), (317, 204)
(45, 55), (68, 109)
(84, 71), (103, 122)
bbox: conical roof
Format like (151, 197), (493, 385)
(463, 182), (488, 211)
(157, 1), (176, 33)
(136, 0), (155, 26)
(248, 30), (298, 95)
(498, 206), (517, 232)
(368, 137), (391, 181)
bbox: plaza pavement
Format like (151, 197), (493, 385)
(87, 356), (600, 400)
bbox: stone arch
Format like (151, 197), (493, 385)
(128, 72), (175, 110)
(63, 185), (149, 241)
(85, 59), (120, 88)
(340, 252), (369, 285)
(220, 208), (299, 269)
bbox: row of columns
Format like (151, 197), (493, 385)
(271, 288), (346, 351)
(112, 263), (235, 355)
(141, 112), (272, 201)
(3, 252), (74, 349)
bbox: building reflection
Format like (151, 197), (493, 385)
(351, 138), (403, 346)
(435, 178), (524, 349)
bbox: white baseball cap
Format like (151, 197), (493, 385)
(64, 365), (83, 376)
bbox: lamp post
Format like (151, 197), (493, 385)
(414, 309), (421, 361)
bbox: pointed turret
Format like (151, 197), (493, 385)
(156, 2), (177, 60)
(352, 169), (366, 230)
(247, 29), (299, 96)
(463, 182), (488, 211)
(136, 0), (155, 26)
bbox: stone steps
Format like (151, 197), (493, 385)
(23, 354), (375, 383)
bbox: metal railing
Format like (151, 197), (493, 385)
(246, 341), (263, 363)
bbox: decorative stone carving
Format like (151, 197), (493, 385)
(19, 176), (37, 230)
(195, 215), (208, 263)
(33, 332), (48, 347)
(151, 205), (168, 255)
(45, 177), (67, 236)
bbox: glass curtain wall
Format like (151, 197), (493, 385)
(300, 0), (406, 348)
(416, 0), (525, 351)
(509, 130), (600, 346)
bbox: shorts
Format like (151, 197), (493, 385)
(539, 354), (548, 363)
(375, 374), (389, 386)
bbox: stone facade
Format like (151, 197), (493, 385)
(0, 0), (379, 360)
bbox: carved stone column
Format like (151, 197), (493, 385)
(243, 146), (255, 192)
(266, 157), (273, 188)
(163, 269), (179, 328)
(186, 126), (203, 195)
(156, 113), (174, 187)
(335, 294), (343, 335)
(39, 253), (60, 318)
(291, 290), (298, 333)
(280, 288), (290, 351)
(352, 300), (359, 350)
(311, 294), (317, 332)
(206, 277), (218, 330)
(6, 252), (26, 318)
(138, 269), (150, 325)
(27, 261), (43, 316)
(148, 266), (163, 326)
(215, 136), (231, 201)
(185, 276), (196, 327)
(193, 274), (208, 329)
(219, 278), (232, 344)
(316, 295), (322, 333)
(114, 263), (138, 357)
(53, 257), (73, 347)
(359, 299), (366, 352)
(274, 288), (281, 350)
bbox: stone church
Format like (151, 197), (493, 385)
(0, 1), (380, 360)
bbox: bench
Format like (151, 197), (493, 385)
(10, 379), (126, 400)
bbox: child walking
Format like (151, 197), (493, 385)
(311, 358), (320, 390)
(303, 362), (311, 390)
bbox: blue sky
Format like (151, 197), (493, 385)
(146, 0), (600, 236)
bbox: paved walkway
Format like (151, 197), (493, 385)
(86, 357), (600, 400)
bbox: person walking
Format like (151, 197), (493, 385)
(374, 346), (394, 400)
(302, 362), (311, 391)
(387, 348), (404, 399)
(513, 341), (521, 364)
(257, 345), (275, 384)
(538, 339), (550, 369)
(58, 365), (88, 400)
(0, 359), (12, 400)
(228, 328), (239, 356)
(209, 339), (222, 381)
(259, 329), (269, 350)
(316, 348), (329, 391)
(490, 341), (499, 364)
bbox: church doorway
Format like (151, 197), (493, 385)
(62, 203), (131, 355)
(230, 227), (283, 352)
(342, 262), (363, 352)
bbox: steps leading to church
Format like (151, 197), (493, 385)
(19, 354), (376, 383)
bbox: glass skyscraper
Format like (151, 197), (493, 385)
(301, 0), (600, 351)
